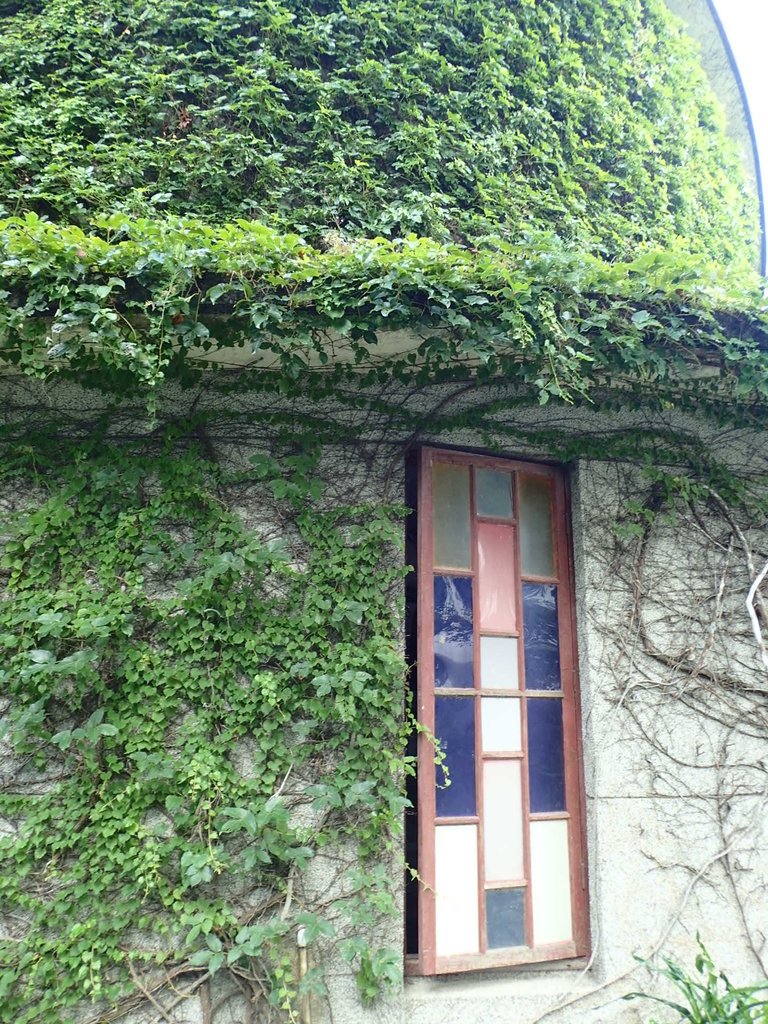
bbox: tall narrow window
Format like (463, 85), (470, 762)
(409, 448), (588, 975)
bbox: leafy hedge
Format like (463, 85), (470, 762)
(0, 0), (758, 267)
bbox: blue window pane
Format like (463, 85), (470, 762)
(435, 696), (476, 817)
(434, 575), (474, 688)
(486, 888), (525, 948)
(522, 583), (561, 690)
(527, 698), (565, 813)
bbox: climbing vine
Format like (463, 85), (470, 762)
(0, 424), (410, 1021)
(1, 215), (767, 415)
(2, 364), (768, 1022)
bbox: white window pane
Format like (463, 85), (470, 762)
(530, 820), (572, 945)
(481, 697), (521, 752)
(435, 825), (480, 956)
(483, 761), (524, 882)
(480, 635), (519, 689)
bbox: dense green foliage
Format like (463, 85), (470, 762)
(1, 213), (767, 415)
(1, 0), (765, 405)
(0, 0), (758, 264)
(0, 434), (409, 1020)
(0, 0), (765, 401)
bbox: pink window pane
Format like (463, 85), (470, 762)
(477, 522), (517, 633)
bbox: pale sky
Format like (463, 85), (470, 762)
(711, 0), (768, 268)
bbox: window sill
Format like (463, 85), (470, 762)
(405, 941), (588, 977)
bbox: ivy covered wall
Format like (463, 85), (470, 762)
(0, 0), (759, 266)
(2, 374), (768, 1024)
(1, 1), (768, 1022)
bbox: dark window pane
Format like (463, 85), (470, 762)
(476, 468), (513, 518)
(435, 696), (476, 817)
(523, 583), (561, 690)
(527, 698), (565, 813)
(486, 888), (525, 948)
(434, 575), (474, 688)
(405, 806), (419, 954)
(433, 463), (471, 568)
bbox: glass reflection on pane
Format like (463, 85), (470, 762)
(434, 576), (474, 688)
(522, 583), (561, 690)
(435, 696), (477, 817)
(486, 888), (525, 948)
(519, 476), (554, 577)
(476, 468), (513, 518)
(478, 522), (517, 632)
(527, 698), (565, 813)
(480, 635), (519, 689)
(433, 463), (471, 568)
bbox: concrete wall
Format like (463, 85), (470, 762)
(2, 376), (767, 1024)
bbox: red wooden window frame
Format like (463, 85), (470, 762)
(407, 447), (590, 976)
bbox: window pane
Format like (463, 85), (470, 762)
(434, 575), (474, 688)
(435, 696), (476, 817)
(476, 468), (513, 518)
(530, 821), (572, 945)
(433, 463), (471, 568)
(483, 760), (524, 881)
(486, 887), (525, 949)
(522, 583), (561, 690)
(519, 476), (554, 577)
(527, 698), (565, 813)
(481, 697), (521, 752)
(478, 522), (517, 632)
(435, 825), (480, 956)
(480, 635), (519, 689)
